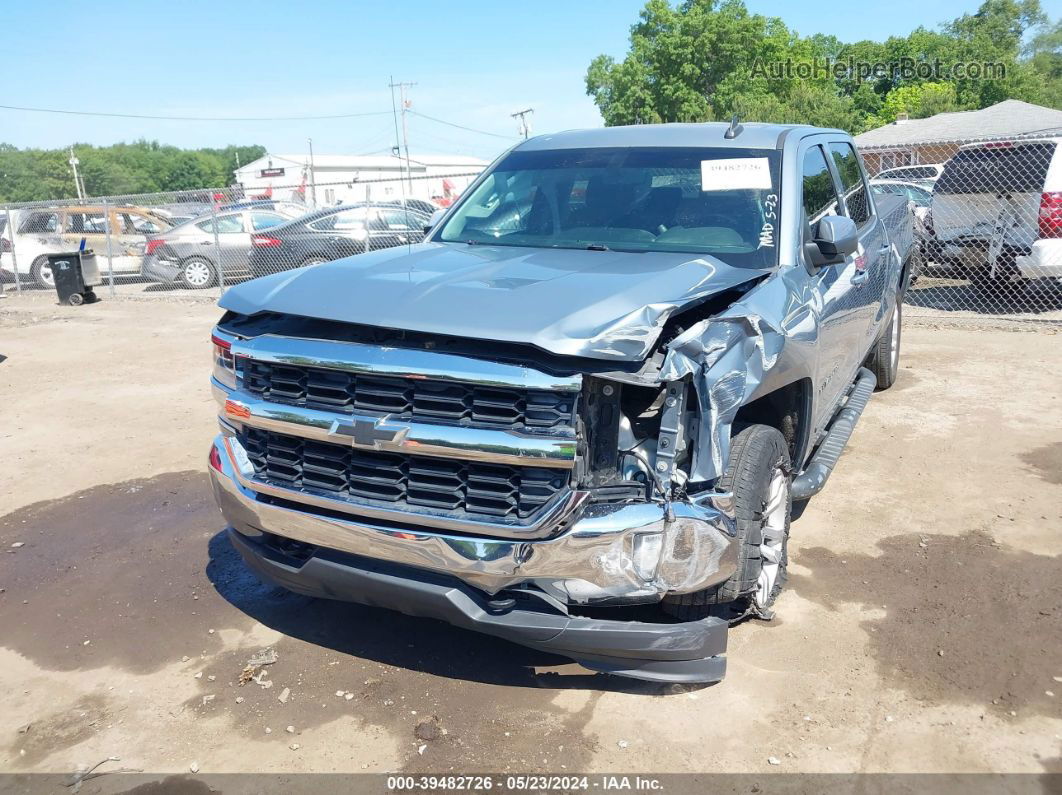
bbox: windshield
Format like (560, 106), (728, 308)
(437, 146), (781, 268)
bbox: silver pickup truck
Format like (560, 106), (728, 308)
(207, 121), (915, 683)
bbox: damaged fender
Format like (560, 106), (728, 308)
(658, 277), (794, 482)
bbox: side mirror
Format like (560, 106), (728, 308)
(424, 208), (445, 235)
(806, 215), (858, 266)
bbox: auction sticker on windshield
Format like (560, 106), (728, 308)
(701, 157), (772, 191)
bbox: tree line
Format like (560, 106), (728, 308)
(586, 0), (1061, 132)
(0, 141), (266, 203)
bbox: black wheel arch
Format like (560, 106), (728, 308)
(732, 377), (813, 472)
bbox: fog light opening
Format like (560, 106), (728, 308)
(632, 532), (664, 583)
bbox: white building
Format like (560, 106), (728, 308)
(233, 152), (488, 207)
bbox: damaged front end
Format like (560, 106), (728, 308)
(210, 265), (792, 611)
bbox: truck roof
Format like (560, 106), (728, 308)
(516, 122), (846, 152)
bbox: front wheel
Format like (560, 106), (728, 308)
(31, 257), (54, 289)
(662, 424), (792, 622)
(867, 300), (901, 390)
(178, 257), (217, 289)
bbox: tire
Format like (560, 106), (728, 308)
(178, 257), (217, 290)
(31, 256), (54, 290)
(662, 424), (792, 623)
(867, 300), (901, 390)
(67, 293), (84, 306)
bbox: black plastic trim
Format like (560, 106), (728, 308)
(228, 528), (728, 684)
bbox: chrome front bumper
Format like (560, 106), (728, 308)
(210, 433), (738, 604)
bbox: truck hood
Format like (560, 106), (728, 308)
(219, 242), (767, 361)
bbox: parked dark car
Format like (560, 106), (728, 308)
(247, 203), (430, 277)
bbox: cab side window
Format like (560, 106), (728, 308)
(829, 143), (871, 227)
(20, 212), (59, 234)
(802, 146), (840, 230)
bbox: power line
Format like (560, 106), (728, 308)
(407, 110), (517, 140)
(0, 103), (395, 122)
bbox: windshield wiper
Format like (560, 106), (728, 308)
(585, 243), (610, 251)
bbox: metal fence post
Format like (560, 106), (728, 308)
(364, 184), (371, 255)
(103, 199), (116, 297)
(5, 205), (21, 295)
(209, 197), (225, 293)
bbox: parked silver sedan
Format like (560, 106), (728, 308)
(140, 207), (302, 289)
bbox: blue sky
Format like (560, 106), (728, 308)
(2, 0), (1058, 160)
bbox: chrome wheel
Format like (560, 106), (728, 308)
(754, 466), (790, 611)
(182, 260), (213, 289)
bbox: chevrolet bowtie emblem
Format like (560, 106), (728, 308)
(328, 415), (408, 449)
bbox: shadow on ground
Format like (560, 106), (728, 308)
(791, 530), (1061, 719)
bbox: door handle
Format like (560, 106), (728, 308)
(851, 269), (869, 286)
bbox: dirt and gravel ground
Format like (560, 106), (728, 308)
(0, 293), (1060, 787)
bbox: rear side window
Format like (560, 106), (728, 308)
(65, 211), (109, 234)
(377, 207), (425, 230)
(309, 207), (367, 231)
(120, 212), (166, 235)
(829, 143), (871, 226)
(196, 214), (244, 234)
(936, 143), (1055, 195)
(251, 212), (285, 231)
(802, 146), (840, 225)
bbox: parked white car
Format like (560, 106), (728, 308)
(870, 179), (932, 220)
(1, 205), (173, 288)
(929, 137), (1062, 282)
(876, 163), (944, 184)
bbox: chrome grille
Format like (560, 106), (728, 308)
(241, 360), (574, 429)
(240, 427), (567, 520)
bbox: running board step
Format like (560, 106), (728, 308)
(791, 367), (877, 501)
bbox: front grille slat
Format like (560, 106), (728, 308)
(242, 360), (574, 429)
(240, 427), (565, 521)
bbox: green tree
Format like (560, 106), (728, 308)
(585, 0), (1061, 136)
(0, 141), (266, 203)
(863, 82), (961, 128)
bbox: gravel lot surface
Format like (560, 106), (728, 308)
(1, 293), (1059, 787)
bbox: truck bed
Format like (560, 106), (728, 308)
(874, 192), (916, 264)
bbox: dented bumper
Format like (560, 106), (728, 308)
(227, 526), (728, 683)
(209, 433), (738, 605)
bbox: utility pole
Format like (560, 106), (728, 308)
(68, 146), (85, 200)
(511, 108), (534, 139)
(388, 78), (416, 193)
(307, 137), (318, 208)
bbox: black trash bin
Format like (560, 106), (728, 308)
(48, 250), (102, 306)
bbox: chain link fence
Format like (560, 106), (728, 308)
(4, 136), (1062, 330)
(0, 171), (479, 300)
(860, 132), (1062, 328)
